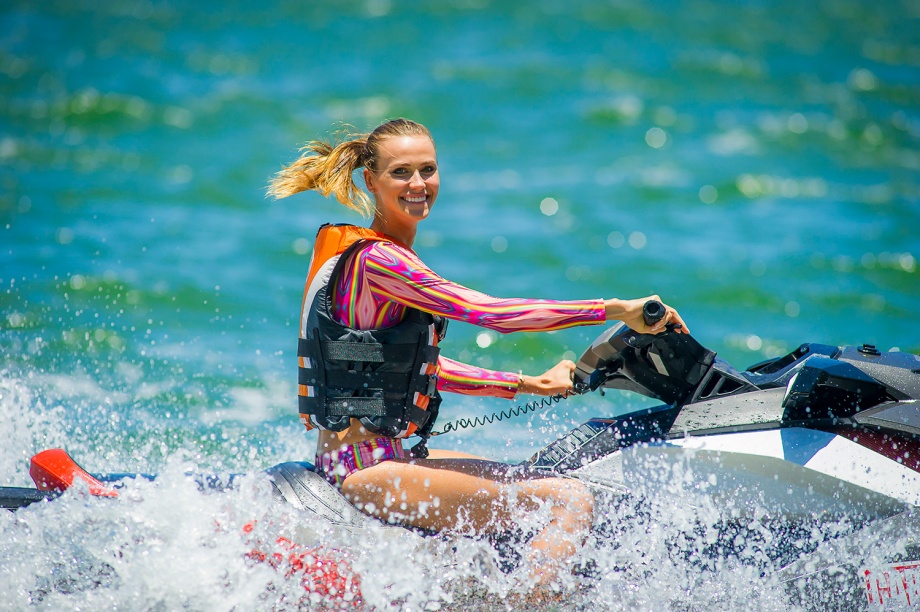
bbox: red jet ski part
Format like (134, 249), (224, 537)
(30, 448), (119, 498)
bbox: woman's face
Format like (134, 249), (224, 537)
(364, 135), (439, 226)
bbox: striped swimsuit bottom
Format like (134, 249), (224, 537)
(315, 437), (406, 489)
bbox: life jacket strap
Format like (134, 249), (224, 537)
(300, 368), (433, 395)
(433, 315), (448, 341)
(299, 395), (432, 425)
(298, 338), (437, 366)
(325, 397), (388, 417)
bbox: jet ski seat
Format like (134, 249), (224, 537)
(265, 462), (374, 530)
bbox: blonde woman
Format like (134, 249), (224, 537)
(268, 118), (688, 587)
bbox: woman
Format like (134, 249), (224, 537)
(268, 118), (688, 587)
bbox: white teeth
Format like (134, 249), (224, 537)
(404, 195), (427, 203)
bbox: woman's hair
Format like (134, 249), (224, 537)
(267, 118), (434, 217)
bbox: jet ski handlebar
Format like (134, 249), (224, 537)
(642, 299), (666, 327)
(572, 301), (716, 406)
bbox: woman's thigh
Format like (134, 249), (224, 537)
(425, 448), (487, 460)
(340, 457), (589, 533)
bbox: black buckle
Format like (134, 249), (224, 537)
(425, 376), (438, 397)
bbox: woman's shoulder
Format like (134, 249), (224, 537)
(356, 239), (432, 275)
(360, 238), (416, 259)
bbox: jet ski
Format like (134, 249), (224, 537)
(541, 311), (920, 609)
(546, 309), (920, 526)
(3, 303), (919, 608)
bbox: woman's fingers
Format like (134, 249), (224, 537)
(549, 360), (576, 394)
(632, 296), (690, 335)
(652, 305), (689, 334)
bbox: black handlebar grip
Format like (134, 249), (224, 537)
(642, 300), (665, 327)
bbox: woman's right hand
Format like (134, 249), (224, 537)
(603, 296), (690, 335)
(518, 359), (577, 397)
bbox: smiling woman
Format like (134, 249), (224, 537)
(266, 117), (687, 593)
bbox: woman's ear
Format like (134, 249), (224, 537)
(363, 167), (376, 193)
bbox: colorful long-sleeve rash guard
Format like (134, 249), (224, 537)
(330, 240), (606, 399)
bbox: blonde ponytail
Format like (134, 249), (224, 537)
(267, 118), (434, 218)
(267, 133), (373, 215)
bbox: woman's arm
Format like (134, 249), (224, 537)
(361, 242), (607, 332)
(350, 242), (688, 398)
(436, 356), (519, 398)
(437, 356), (578, 398)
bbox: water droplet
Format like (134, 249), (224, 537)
(848, 68), (879, 91)
(56, 227), (74, 245)
(787, 113), (808, 134)
(292, 238), (311, 255)
(628, 231), (647, 250)
(540, 197), (559, 216)
(699, 185), (718, 204)
(607, 231), (625, 248)
(645, 127), (667, 148)
(746, 335), (763, 351)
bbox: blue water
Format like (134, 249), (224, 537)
(1, 0), (918, 609)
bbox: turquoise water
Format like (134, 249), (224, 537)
(1, 0), (918, 609)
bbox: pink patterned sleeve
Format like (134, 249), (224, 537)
(436, 356), (520, 399)
(357, 242), (606, 398)
(362, 242), (607, 333)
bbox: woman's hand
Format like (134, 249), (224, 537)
(603, 296), (690, 335)
(519, 360), (576, 397)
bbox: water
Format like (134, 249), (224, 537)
(1, 0), (918, 608)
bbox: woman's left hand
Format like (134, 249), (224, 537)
(604, 296), (690, 335)
(519, 359), (576, 397)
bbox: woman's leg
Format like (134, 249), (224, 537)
(425, 448), (486, 460)
(340, 456), (594, 583)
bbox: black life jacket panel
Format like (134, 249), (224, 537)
(297, 224), (446, 439)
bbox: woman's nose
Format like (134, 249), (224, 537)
(409, 170), (425, 189)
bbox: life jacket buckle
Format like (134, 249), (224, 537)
(425, 376), (438, 397)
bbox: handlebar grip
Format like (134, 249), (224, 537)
(642, 300), (665, 327)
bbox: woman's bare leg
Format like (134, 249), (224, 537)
(425, 448), (486, 460)
(340, 456), (594, 583)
